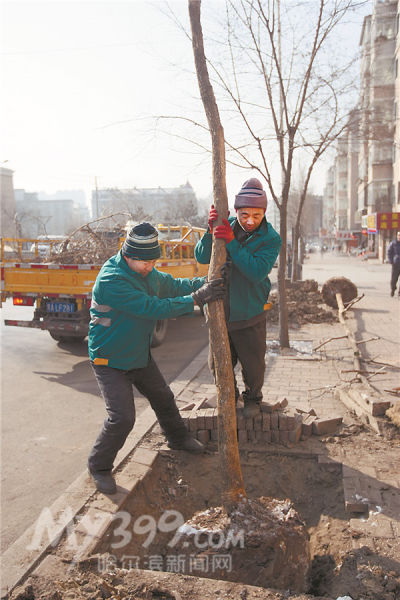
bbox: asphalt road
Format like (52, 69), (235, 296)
(0, 301), (209, 553)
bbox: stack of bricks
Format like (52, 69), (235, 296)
(180, 401), (343, 446)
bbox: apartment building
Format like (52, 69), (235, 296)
(394, 7), (400, 211)
(358, 0), (397, 260)
(325, 0), (398, 259)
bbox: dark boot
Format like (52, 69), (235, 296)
(88, 469), (117, 495)
(168, 435), (205, 454)
(242, 393), (261, 418)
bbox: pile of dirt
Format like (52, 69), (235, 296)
(266, 280), (337, 326)
(174, 496), (310, 592)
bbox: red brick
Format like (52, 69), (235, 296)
(279, 397), (288, 409)
(203, 408), (215, 430)
(271, 413), (279, 430)
(263, 431), (272, 443)
(213, 410), (218, 429)
(254, 415), (262, 431)
(279, 430), (289, 443)
(188, 409), (198, 432)
(302, 415), (317, 437)
(261, 400), (281, 413)
(210, 429), (218, 441)
(271, 430), (280, 443)
(196, 409), (206, 430)
(286, 413), (302, 431)
(312, 416), (343, 435)
(238, 430), (248, 443)
(278, 413), (288, 430)
(288, 423), (302, 443)
(262, 413), (271, 431)
(196, 429), (210, 444)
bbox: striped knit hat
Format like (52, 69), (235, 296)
(122, 223), (161, 260)
(234, 178), (267, 210)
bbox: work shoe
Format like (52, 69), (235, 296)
(391, 290), (395, 297)
(168, 436), (205, 454)
(243, 399), (261, 419)
(88, 469), (117, 495)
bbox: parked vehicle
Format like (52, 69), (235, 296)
(0, 225), (208, 347)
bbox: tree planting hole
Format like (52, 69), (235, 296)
(97, 448), (346, 596)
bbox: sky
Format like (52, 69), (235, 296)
(1, 0), (372, 209)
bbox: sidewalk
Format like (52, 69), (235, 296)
(169, 252), (400, 566)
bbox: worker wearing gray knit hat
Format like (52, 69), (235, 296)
(195, 176), (281, 418)
(234, 177), (268, 210)
(87, 222), (226, 495)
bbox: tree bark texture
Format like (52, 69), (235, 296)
(188, 0), (246, 510)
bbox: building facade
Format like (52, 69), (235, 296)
(393, 7), (400, 212)
(0, 167), (16, 237)
(14, 190), (84, 238)
(358, 0), (397, 260)
(90, 182), (198, 228)
(325, 0), (398, 259)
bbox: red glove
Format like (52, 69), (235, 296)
(214, 219), (234, 244)
(208, 205), (219, 233)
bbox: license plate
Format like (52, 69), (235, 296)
(46, 301), (75, 313)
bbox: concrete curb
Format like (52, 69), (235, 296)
(0, 346), (209, 599)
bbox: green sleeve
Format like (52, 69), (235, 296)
(195, 232), (213, 264)
(226, 234), (282, 283)
(99, 275), (196, 320)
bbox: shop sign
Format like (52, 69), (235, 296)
(377, 212), (400, 230)
(335, 230), (356, 240)
(367, 214), (377, 234)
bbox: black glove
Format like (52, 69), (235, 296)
(191, 278), (225, 307)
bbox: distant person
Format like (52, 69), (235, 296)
(87, 223), (225, 494)
(388, 231), (400, 297)
(195, 178), (282, 418)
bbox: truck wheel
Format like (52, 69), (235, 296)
(151, 320), (168, 348)
(49, 332), (86, 344)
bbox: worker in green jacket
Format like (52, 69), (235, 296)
(88, 222), (225, 495)
(195, 178), (282, 419)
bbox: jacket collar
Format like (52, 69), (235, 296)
(229, 215), (268, 237)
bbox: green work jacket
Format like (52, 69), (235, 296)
(88, 251), (205, 370)
(195, 217), (281, 323)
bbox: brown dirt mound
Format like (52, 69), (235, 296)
(266, 280), (337, 326)
(174, 496), (310, 592)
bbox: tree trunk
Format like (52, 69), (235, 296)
(188, 0), (246, 511)
(278, 201), (289, 348)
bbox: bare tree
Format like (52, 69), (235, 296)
(162, 0), (364, 346)
(189, 0), (246, 512)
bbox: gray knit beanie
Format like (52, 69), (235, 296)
(234, 178), (267, 210)
(122, 222), (161, 260)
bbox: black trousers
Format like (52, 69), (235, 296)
(391, 264), (400, 294)
(209, 318), (267, 402)
(88, 357), (187, 472)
